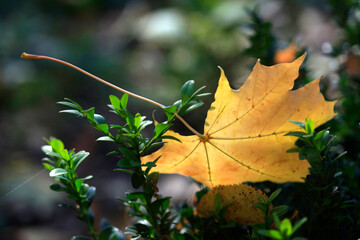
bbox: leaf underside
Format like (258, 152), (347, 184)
(142, 55), (336, 187)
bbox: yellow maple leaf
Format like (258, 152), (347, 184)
(143, 55), (336, 187)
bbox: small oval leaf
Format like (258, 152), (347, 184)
(49, 168), (68, 177)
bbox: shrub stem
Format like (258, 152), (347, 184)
(21, 52), (206, 140)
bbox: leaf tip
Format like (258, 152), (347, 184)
(293, 52), (307, 65)
(217, 66), (226, 78)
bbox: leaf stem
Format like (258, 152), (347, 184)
(21, 52), (206, 140)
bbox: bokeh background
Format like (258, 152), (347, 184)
(1, 0), (359, 239)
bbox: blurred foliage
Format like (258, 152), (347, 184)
(1, 0), (360, 239)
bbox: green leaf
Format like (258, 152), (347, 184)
(116, 197), (127, 203)
(162, 105), (178, 120)
(279, 218), (292, 236)
(286, 147), (300, 153)
(253, 202), (268, 214)
(107, 150), (120, 156)
(268, 189), (281, 203)
(97, 124), (109, 134)
(75, 175), (93, 192)
(113, 109), (125, 120)
(117, 158), (133, 168)
(131, 173), (146, 189)
(113, 168), (134, 174)
(80, 183), (90, 197)
(82, 175), (93, 180)
(97, 136), (115, 142)
(312, 129), (330, 151)
(62, 98), (83, 110)
(57, 101), (81, 111)
(144, 156), (161, 175)
(305, 118), (315, 133)
(43, 163), (54, 171)
(54, 173), (70, 181)
(44, 151), (63, 159)
(99, 226), (125, 240)
(320, 130), (330, 149)
(75, 179), (85, 192)
(272, 213), (281, 229)
(161, 135), (182, 143)
(83, 108), (95, 122)
(133, 113), (142, 129)
(109, 95), (121, 109)
(120, 94), (128, 108)
(181, 80), (195, 102)
(125, 223), (151, 238)
(94, 114), (107, 125)
(270, 205), (288, 218)
(284, 131), (307, 137)
(41, 145), (52, 154)
(330, 151), (347, 165)
(84, 186), (96, 207)
(292, 217), (307, 233)
(154, 123), (168, 138)
(259, 229), (282, 240)
(73, 151), (90, 171)
(49, 168), (68, 177)
(137, 120), (153, 133)
(193, 92), (211, 100)
(59, 109), (83, 116)
(182, 101), (204, 115)
(288, 120), (305, 129)
(60, 149), (70, 160)
(69, 149), (75, 158)
(42, 157), (55, 165)
(312, 129), (327, 150)
(142, 162), (156, 168)
(190, 85), (207, 99)
(119, 148), (140, 166)
(299, 151), (307, 160)
(123, 110), (135, 128)
(173, 100), (182, 109)
(162, 105), (178, 115)
(126, 191), (146, 202)
(152, 197), (170, 214)
(161, 198), (170, 212)
(49, 138), (65, 153)
(50, 183), (66, 192)
(148, 141), (164, 149)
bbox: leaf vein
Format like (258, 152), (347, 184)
(208, 141), (283, 180)
(172, 141), (201, 167)
(203, 143), (213, 186)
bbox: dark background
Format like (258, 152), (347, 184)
(0, 0), (359, 239)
